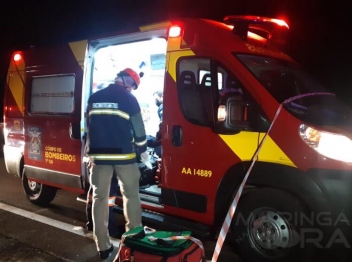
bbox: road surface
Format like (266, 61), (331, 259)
(0, 150), (240, 261)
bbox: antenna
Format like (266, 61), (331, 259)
(168, 0), (171, 20)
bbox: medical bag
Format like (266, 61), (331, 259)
(114, 226), (205, 262)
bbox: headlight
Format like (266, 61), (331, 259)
(299, 124), (352, 163)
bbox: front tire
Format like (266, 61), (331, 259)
(22, 173), (57, 206)
(231, 187), (314, 262)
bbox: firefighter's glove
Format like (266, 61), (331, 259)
(140, 152), (152, 169)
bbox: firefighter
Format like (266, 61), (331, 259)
(85, 68), (150, 260)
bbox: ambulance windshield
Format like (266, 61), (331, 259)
(237, 54), (352, 126)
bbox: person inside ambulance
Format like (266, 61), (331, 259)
(153, 91), (163, 121)
(146, 91), (163, 157)
(85, 68), (151, 260)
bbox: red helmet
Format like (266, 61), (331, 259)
(118, 68), (141, 89)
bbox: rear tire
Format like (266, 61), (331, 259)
(231, 187), (315, 262)
(22, 173), (57, 206)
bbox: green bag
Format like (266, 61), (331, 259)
(121, 226), (193, 256)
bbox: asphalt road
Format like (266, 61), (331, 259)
(0, 148), (240, 262)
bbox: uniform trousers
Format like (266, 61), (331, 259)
(86, 172), (119, 236)
(90, 163), (141, 251)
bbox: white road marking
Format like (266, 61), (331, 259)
(0, 202), (211, 261)
(0, 202), (121, 247)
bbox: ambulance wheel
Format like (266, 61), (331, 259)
(22, 174), (57, 206)
(231, 187), (314, 262)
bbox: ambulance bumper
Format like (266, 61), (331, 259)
(3, 145), (23, 177)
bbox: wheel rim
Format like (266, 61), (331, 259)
(248, 208), (291, 256)
(27, 180), (41, 195)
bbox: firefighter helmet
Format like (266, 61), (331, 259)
(117, 68), (141, 89)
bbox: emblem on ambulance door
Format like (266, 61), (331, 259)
(28, 126), (42, 160)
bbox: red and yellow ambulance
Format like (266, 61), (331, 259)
(4, 15), (352, 261)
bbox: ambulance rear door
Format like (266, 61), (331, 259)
(23, 41), (87, 191)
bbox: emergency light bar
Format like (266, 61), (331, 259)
(223, 15), (289, 42)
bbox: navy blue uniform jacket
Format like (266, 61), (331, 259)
(85, 84), (147, 165)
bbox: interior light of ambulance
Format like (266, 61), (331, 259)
(217, 105), (226, 121)
(13, 53), (22, 62)
(299, 124), (352, 162)
(169, 26), (181, 37)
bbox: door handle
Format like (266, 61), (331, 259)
(69, 122), (81, 140)
(171, 125), (182, 147)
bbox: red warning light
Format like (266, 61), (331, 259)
(269, 18), (289, 29)
(169, 26), (182, 37)
(13, 53), (22, 62)
(224, 15), (290, 29)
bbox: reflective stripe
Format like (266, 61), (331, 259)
(88, 194), (92, 203)
(89, 109), (130, 120)
(108, 197), (116, 206)
(135, 139), (147, 146)
(89, 153), (136, 160)
(89, 195), (116, 206)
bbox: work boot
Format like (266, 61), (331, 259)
(98, 245), (114, 260)
(85, 222), (93, 232)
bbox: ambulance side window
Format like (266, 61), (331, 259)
(198, 63), (270, 132)
(218, 66), (270, 132)
(218, 67), (244, 96)
(177, 58), (266, 130)
(30, 74), (75, 114)
(177, 58), (214, 126)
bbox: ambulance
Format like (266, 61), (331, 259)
(3, 15), (352, 261)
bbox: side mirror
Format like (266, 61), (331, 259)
(213, 94), (251, 134)
(69, 122), (81, 140)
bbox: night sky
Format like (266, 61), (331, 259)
(1, 0), (352, 107)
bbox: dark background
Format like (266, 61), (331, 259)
(1, 0), (352, 114)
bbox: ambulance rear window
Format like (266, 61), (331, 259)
(30, 75), (75, 114)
